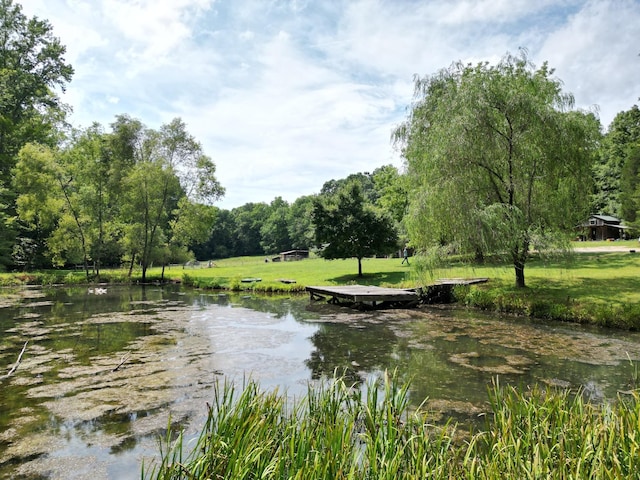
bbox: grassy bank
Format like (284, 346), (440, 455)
(178, 254), (414, 292)
(426, 248), (640, 329)
(0, 255), (413, 290)
(2, 242), (640, 328)
(144, 375), (640, 479)
(177, 246), (640, 329)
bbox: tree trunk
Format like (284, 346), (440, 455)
(514, 260), (526, 288)
(512, 239), (529, 288)
(141, 262), (147, 283)
(83, 257), (90, 282)
(128, 252), (136, 278)
(161, 263), (165, 281)
(474, 246), (484, 264)
(357, 257), (363, 277)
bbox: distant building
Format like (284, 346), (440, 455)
(580, 214), (628, 241)
(278, 250), (309, 261)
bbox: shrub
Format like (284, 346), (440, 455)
(461, 287), (496, 310)
(229, 277), (242, 291)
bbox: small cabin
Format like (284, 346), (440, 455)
(278, 249), (309, 261)
(581, 214), (628, 241)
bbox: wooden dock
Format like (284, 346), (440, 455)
(422, 278), (488, 304)
(433, 278), (488, 286)
(306, 285), (418, 308)
(306, 278), (488, 309)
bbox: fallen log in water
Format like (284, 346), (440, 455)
(2, 341), (28, 380)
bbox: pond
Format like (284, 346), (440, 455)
(1, 285), (640, 479)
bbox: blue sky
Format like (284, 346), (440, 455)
(21, 0), (640, 209)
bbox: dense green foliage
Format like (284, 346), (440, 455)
(592, 105), (640, 221)
(145, 375), (640, 479)
(394, 51), (601, 288)
(613, 106), (640, 228)
(313, 182), (398, 276)
(0, 0), (73, 266)
(191, 167), (406, 260)
(0, 0), (73, 179)
(13, 117), (223, 281)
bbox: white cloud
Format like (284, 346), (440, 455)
(239, 30), (254, 41)
(101, 0), (207, 59)
(436, 0), (568, 24)
(18, 0), (640, 209)
(537, 0), (640, 124)
(172, 24), (399, 207)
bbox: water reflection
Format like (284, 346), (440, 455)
(1, 286), (640, 479)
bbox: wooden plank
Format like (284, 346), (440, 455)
(306, 285), (417, 303)
(306, 280), (488, 307)
(435, 278), (488, 285)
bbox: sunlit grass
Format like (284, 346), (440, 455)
(168, 254), (415, 291)
(466, 381), (640, 478)
(3, 242), (640, 328)
(405, 246), (640, 328)
(417, 251), (640, 302)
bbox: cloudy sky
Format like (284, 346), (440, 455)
(20, 0), (640, 209)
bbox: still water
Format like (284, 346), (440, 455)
(1, 285), (640, 479)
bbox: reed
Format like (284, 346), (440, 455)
(465, 381), (640, 478)
(144, 375), (640, 480)
(143, 373), (458, 479)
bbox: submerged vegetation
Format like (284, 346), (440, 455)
(145, 374), (640, 479)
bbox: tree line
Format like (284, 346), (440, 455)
(13, 116), (224, 282)
(193, 167), (406, 271)
(2, 1), (639, 287)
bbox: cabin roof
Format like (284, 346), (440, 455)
(590, 214), (621, 224)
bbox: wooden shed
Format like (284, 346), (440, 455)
(278, 249), (309, 261)
(580, 214), (628, 241)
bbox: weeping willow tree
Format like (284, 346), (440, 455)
(393, 51), (601, 287)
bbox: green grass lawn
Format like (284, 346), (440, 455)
(413, 247), (640, 328)
(164, 246), (640, 328)
(172, 254), (415, 291)
(2, 242), (640, 328)
(420, 250), (640, 304)
(168, 250), (640, 303)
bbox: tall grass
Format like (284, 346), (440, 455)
(144, 375), (640, 479)
(143, 374), (458, 479)
(465, 382), (640, 478)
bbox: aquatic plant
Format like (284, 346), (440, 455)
(143, 373), (458, 479)
(465, 381), (640, 478)
(144, 375), (640, 479)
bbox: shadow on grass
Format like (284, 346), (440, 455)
(530, 252), (640, 271)
(526, 276), (640, 304)
(484, 272), (640, 308)
(328, 270), (409, 286)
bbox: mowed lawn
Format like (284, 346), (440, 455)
(427, 250), (640, 307)
(2, 242), (638, 323)
(164, 254), (414, 290)
(160, 241), (640, 310)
